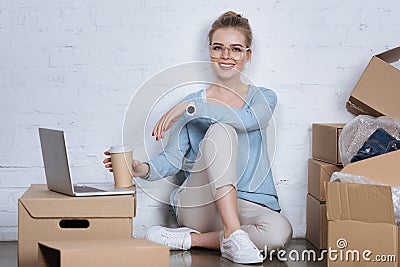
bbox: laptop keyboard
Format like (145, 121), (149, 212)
(74, 185), (106, 193)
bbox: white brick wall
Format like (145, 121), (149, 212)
(1, 0), (399, 241)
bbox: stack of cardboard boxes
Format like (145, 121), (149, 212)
(324, 46), (400, 266)
(18, 184), (169, 267)
(306, 123), (343, 249)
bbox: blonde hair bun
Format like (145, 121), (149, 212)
(208, 11), (252, 48)
(221, 11), (242, 18)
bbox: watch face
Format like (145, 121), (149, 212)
(187, 105), (195, 114)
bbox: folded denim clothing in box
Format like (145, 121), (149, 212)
(351, 128), (400, 163)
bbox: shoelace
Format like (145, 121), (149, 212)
(162, 232), (188, 249)
(231, 232), (258, 250)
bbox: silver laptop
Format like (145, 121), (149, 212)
(38, 128), (135, 197)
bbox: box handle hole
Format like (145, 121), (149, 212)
(59, 219), (90, 229)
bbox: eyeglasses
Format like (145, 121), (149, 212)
(209, 44), (250, 61)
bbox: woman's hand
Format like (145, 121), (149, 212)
(103, 151), (150, 178)
(152, 101), (189, 141)
(103, 151), (114, 172)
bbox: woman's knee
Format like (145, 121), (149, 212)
(253, 215), (293, 251)
(201, 123), (238, 162)
(266, 217), (293, 251)
(267, 226), (292, 252)
(205, 123), (238, 143)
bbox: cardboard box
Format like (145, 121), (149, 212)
(38, 239), (169, 267)
(308, 159), (342, 201)
(312, 123), (345, 165)
(306, 194), (327, 250)
(326, 183), (398, 267)
(346, 46), (400, 119)
(339, 149), (400, 186)
(18, 184), (135, 267)
(326, 150), (400, 266)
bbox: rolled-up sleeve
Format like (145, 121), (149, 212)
(184, 87), (277, 132)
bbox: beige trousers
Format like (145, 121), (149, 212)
(174, 123), (293, 251)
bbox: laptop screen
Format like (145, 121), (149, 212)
(38, 128), (75, 195)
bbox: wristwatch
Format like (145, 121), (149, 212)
(142, 162), (150, 179)
(186, 101), (196, 116)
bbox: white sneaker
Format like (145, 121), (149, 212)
(144, 226), (199, 250)
(221, 229), (263, 264)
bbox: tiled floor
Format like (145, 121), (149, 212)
(1, 239), (326, 266)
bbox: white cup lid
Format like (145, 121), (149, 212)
(108, 145), (133, 153)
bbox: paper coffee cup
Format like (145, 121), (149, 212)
(108, 145), (133, 188)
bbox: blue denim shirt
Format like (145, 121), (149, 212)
(146, 85), (280, 211)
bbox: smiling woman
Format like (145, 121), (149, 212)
(104, 11), (293, 265)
